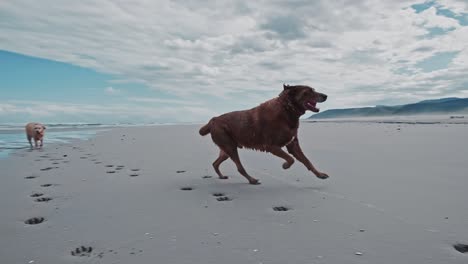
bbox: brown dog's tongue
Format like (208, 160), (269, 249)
(306, 101), (319, 112)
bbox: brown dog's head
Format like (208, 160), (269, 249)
(281, 84), (327, 113)
(34, 124), (46, 139)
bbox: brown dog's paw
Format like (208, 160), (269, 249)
(282, 159), (294, 169)
(316, 172), (329, 179)
(249, 178), (261, 185)
(282, 162), (292, 169)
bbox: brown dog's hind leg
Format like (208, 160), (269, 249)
(213, 150), (229, 179)
(268, 147), (295, 169)
(225, 146), (260, 185)
(210, 123), (260, 185)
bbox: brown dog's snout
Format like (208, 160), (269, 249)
(318, 93), (327, 103)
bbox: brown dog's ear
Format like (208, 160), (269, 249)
(283, 83), (291, 90)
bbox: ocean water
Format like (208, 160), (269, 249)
(0, 122), (195, 159)
(0, 123), (111, 159)
(0, 122), (206, 159)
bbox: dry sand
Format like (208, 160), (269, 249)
(1, 122), (467, 264)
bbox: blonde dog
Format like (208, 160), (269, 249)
(25, 123), (46, 149)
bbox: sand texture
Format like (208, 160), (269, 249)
(1, 123), (467, 264)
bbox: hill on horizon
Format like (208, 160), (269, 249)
(309, 97), (468, 119)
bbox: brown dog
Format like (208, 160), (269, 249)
(199, 84), (329, 184)
(25, 122), (46, 149)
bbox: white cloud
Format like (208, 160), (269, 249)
(0, 0), (467, 115)
(127, 97), (202, 105)
(436, 0), (468, 15)
(104, 86), (120, 95)
(417, 6), (460, 29)
(0, 100), (216, 123)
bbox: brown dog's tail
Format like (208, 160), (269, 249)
(199, 120), (212, 136)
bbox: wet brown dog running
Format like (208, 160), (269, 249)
(199, 84), (329, 184)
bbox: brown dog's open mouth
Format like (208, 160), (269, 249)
(305, 100), (320, 112)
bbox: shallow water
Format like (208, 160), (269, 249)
(0, 125), (106, 158)
(0, 123), (179, 158)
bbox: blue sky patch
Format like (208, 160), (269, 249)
(436, 8), (468, 26)
(425, 26), (456, 38)
(415, 51), (459, 72)
(411, 1), (435, 13)
(411, 1), (468, 26)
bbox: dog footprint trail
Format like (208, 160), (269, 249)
(129, 168), (141, 177)
(40, 166), (59, 171)
(35, 197), (52, 203)
(47, 157), (64, 166)
(104, 164), (118, 174)
(24, 217), (45, 225)
(272, 206), (291, 212)
(82, 246), (144, 262)
(71, 246), (93, 257)
(216, 196), (232, 201)
(212, 192), (232, 202)
(453, 243), (468, 254)
(101, 163), (143, 177)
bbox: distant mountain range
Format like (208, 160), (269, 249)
(309, 97), (468, 119)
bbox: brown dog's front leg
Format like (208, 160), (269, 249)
(27, 136), (33, 149)
(286, 138), (329, 179)
(267, 147), (295, 169)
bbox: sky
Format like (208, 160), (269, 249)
(1, 0), (468, 124)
